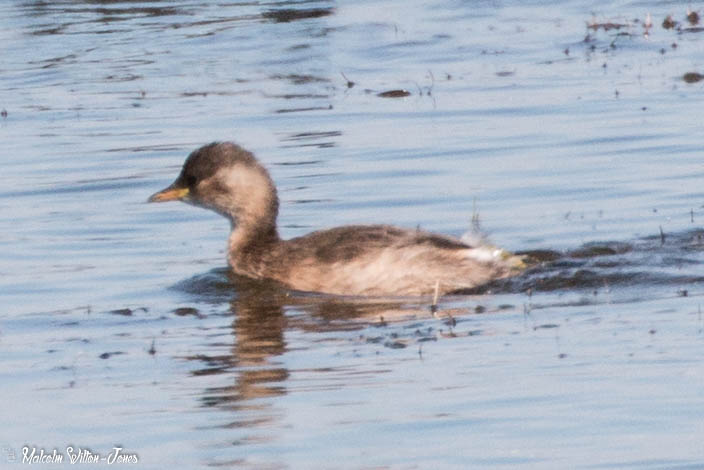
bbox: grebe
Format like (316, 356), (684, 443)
(149, 142), (524, 296)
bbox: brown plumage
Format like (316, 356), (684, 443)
(149, 142), (525, 297)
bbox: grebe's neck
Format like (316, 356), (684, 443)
(202, 160), (280, 256)
(228, 214), (280, 256)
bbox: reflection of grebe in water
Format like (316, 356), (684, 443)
(149, 142), (525, 296)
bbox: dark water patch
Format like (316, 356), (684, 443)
(28, 25), (68, 36)
(275, 105), (333, 113)
(29, 53), (79, 67)
(103, 142), (181, 153)
(109, 308), (134, 316)
(23, 4), (189, 23)
(267, 93), (330, 100)
(289, 198), (334, 204)
(517, 249), (563, 263)
(199, 368), (288, 406)
(171, 268), (237, 304)
(463, 229), (704, 298)
(106, 307), (148, 317)
(533, 323), (559, 330)
(273, 160), (324, 166)
(172, 307), (203, 318)
(280, 130), (341, 148)
(99, 351), (125, 359)
(364, 335), (384, 344)
(492, 266), (704, 295)
(587, 20), (629, 32)
(383, 340), (408, 349)
(377, 89), (412, 98)
(282, 130), (340, 141)
(270, 73), (330, 85)
(682, 72), (704, 83)
(568, 241), (632, 258)
(261, 8), (334, 24)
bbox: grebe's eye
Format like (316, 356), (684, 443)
(185, 175), (197, 187)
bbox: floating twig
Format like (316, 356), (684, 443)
(341, 72), (355, 88)
(377, 89), (411, 98)
(430, 280), (440, 316)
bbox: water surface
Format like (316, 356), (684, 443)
(2, 0), (704, 468)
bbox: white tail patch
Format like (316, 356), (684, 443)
(465, 246), (504, 263)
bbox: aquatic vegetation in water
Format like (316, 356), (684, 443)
(377, 89), (412, 98)
(682, 72), (704, 83)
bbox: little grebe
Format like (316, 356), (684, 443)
(149, 142), (525, 296)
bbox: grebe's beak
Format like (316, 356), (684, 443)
(148, 184), (190, 203)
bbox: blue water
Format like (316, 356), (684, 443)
(2, 0), (704, 468)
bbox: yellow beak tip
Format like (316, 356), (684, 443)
(148, 187), (189, 203)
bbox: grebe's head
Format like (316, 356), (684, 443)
(149, 142), (279, 229)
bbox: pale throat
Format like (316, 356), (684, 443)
(206, 164), (279, 259)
